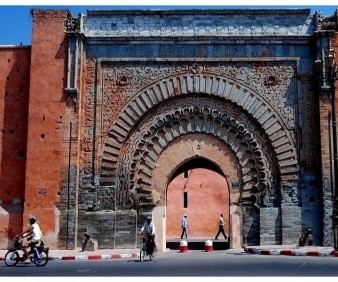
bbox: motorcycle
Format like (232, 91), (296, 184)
(140, 234), (156, 261)
(4, 237), (49, 266)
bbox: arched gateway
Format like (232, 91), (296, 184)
(2, 8), (337, 251)
(53, 8), (326, 251)
(98, 71), (297, 250)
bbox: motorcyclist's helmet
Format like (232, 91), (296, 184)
(147, 216), (152, 222)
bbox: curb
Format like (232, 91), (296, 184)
(1, 253), (139, 262)
(244, 247), (335, 257)
(51, 253), (139, 261)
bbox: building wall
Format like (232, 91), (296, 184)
(23, 10), (70, 248)
(316, 28), (338, 246)
(0, 47), (30, 248)
(75, 9), (318, 248)
(0, 8), (337, 250)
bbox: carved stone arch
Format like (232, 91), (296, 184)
(101, 94), (281, 212)
(101, 73), (297, 189)
(159, 141), (236, 202)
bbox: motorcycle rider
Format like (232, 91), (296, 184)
(15, 216), (43, 264)
(141, 216), (156, 252)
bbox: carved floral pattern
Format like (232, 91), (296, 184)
(81, 60), (298, 211)
(84, 12), (315, 37)
(101, 62), (296, 135)
(101, 96), (281, 210)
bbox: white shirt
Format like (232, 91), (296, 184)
(31, 223), (42, 240)
(141, 221), (155, 235)
(219, 216), (225, 226)
(182, 217), (188, 228)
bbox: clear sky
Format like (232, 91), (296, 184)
(0, 1), (337, 46)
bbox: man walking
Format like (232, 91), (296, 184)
(215, 213), (227, 240)
(180, 214), (188, 239)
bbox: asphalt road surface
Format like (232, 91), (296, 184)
(1, 250), (338, 277)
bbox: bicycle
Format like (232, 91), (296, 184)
(140, 234), (156, 261)
(4, 237), (49, 266)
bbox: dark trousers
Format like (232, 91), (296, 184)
(181, 227), (187, 239)
(215, 225), (227, 239)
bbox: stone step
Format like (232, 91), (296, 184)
(166, 239), (229, 250)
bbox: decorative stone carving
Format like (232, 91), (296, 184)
(189, 63), (204, 74)
(65, 12), (80, 33)
(316, 11), (338, 31)
(116, 75), (130, 86)
(101, 62), (296, 134)
(83, 10), (315, 38)
(80, 59), (97, 195)
(101, 96), (281, 210)
(81, 60), (299, 211)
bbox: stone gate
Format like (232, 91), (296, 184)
(53, 8), (325, 251)
(3, 8), (337, 251)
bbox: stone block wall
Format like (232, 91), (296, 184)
(57, 208), (77, 250)
(300, 172), (322, 246)
(282, 206), (302, 245)
(242, 206), (260, 246)
(77, 210), (137, 249)
(260, 207), (282, 245)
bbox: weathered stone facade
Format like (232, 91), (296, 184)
(0, 8), (338, 251)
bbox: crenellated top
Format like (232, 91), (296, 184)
(76, 8), (316, 38)
(315, 10), (338, 31)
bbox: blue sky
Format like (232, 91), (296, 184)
(0, 3), (337, 46)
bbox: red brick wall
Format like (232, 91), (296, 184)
(167, 168), (230, 238)
(24, 10), (68, 241)
(0, 47), (30, 240)
(333, 32), (338, 133)
(321, 35), (338, 189)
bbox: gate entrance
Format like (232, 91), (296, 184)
(166, 165), (230, 239)
(10, 8), (320, 251)
(151, 132), (241, 251)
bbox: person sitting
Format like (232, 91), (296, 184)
(15, 216), (43, 264)
(141, 216), (156, 253)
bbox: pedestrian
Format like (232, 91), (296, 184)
(215, 213), (227, 240)
(180, 214), (188, 239)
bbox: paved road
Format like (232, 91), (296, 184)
(1, 250), (338, 277)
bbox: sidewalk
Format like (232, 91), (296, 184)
(0, 247), (141, 261)
(1, 245), (338, 262)
(244, 245), (338, 257)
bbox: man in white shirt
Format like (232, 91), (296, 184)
(215, 213), (227, 240)
(141, 216), (156, 236)
(16, 216), (43, 263)
(141, 216), (156, 253)
(181, 214), (188, 239)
